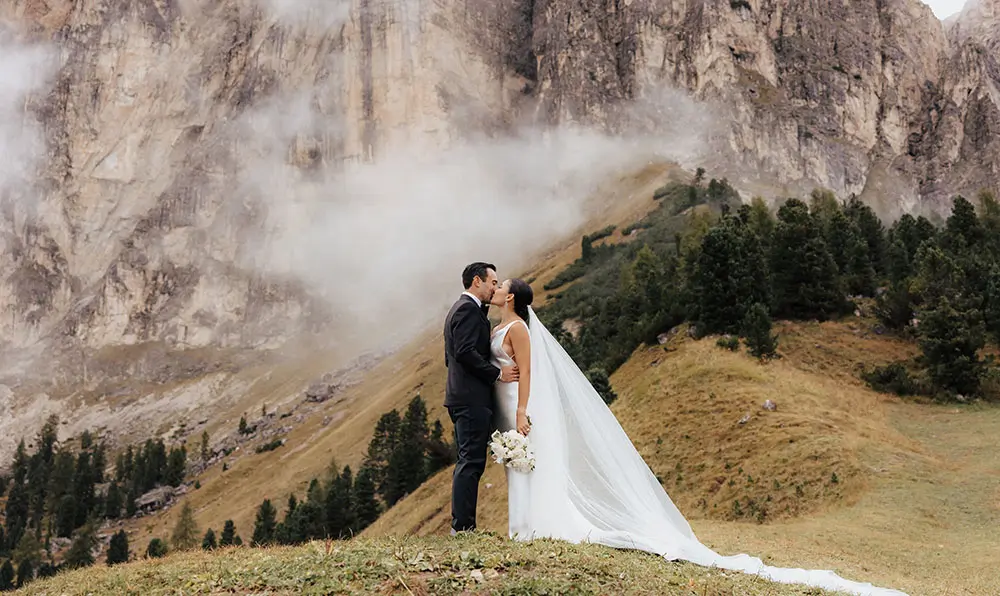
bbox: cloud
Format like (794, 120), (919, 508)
(230, 84), (713, 353)
(0, 32), (58, 199)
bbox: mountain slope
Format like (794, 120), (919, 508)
(364, 321), (1000, 596)
(122, 163), (680, 550)
(3, 0), (1000, 461)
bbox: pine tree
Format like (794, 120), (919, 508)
(72, 449), (96, 529)
(425, 421), (453, 475)
(985, 267), (1000, 344)
(367, 411), (401, 476)
(27, 417), (59, 533)
(367, 410), (401, 504)
(47, 448), (74, 514)
(107, 530), (129, 565)
(170, 501), (200, 551)
(92, 441), (107, 485)
(200, 432), (210, 462)
(338, 467), (355, 534)
(886, 237), (912, 285)
(63, 522), (97, 569)
(351, 465), (380, 533)
(744, 196), (775, 247)
(165, 445), (186, 487)
(202, 528), (217, 550)
(275, 494), (299, 545)
(325, 468), (354, 539)
(150, 439), (168, 487)
(220, 520), (238, 547)
(585, 368), (618, 405)
(54, 494), (77, 539)
(581, 234), (594, 262)
(809, 188), (841, 229)
(383, 397), (431, 506)
(912, 245), (964, 307)
(827, 209), (876, 296)
(252, 500), (278, 546)
(943, 195), (982, 252)
(742, 303), (778, 360)
(11, 532), (41, 571)
(0, 560), (13, 591)
(125, 484), (138, 518)
(919, 295), (985, 397)
(771, 199), (845, 320)
(888, 213), (934, 273)
(15, 558), (32, 588)
(239, 416), (249, 435)
(4, 458), (29, 551)
(844, 195), (887, 273)
(281, 498), (326, 544)
(306, 478), (324, 504)
(104, 481), (123, 520)
(692, 222), (747, 334)
(146, 538), (168, 558)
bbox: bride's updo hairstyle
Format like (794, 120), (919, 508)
(510, 278), (534, 327)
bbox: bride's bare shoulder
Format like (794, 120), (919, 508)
(507, 319), (530, 340)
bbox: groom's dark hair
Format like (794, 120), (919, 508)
(462, 262), (496, 289)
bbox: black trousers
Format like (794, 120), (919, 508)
(447, 404), (492, 532)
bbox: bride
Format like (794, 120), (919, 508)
(487, 278), (908, 596)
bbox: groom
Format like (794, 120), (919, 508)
(444, 262), (519, 535)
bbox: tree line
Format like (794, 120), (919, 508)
(247, 394), (451, 546)
(540, 178), (1000, 401)
(0, 417), (187, 591)
(1, 393), (452, 589)
(126, 393), (452, 573)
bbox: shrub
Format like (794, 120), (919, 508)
(255, 439), (285, 454)
(716, 336), (740, 351)
(741, 303), (778, 360)
(861, 362), (928, 396)
(585, 368), (618, 405)
(146, 538), (168, 558)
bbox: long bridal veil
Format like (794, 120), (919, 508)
(525, 307), (907, 596)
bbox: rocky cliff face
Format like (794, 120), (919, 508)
(0, 0), (998, 456)
(530, 0), (956, 215)
(909, 0), (1000, 206)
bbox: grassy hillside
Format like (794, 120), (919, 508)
(365, 320), (1000, 596)
(15, 533), (837, 595)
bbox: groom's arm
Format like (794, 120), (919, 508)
(451, 302), (502, 385)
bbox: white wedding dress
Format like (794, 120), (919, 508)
(490, 308), (907, 596)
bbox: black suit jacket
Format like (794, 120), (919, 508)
(444, 295), (500, 409)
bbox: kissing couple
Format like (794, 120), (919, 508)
(442, 262), (907, 596)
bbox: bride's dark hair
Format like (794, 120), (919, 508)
(509, 278), (534, 327)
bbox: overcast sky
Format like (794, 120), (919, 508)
(923, 0), (967, 18)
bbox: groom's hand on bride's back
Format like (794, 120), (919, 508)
(500, 364), (519, 383)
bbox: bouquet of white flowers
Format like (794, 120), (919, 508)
(489, 428), (535, 473)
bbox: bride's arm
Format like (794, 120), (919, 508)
(508, 322), (532, 435)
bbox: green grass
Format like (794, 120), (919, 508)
(15, 533), (837, 595)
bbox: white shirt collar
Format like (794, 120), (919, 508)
(461, 291), (482, 307)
